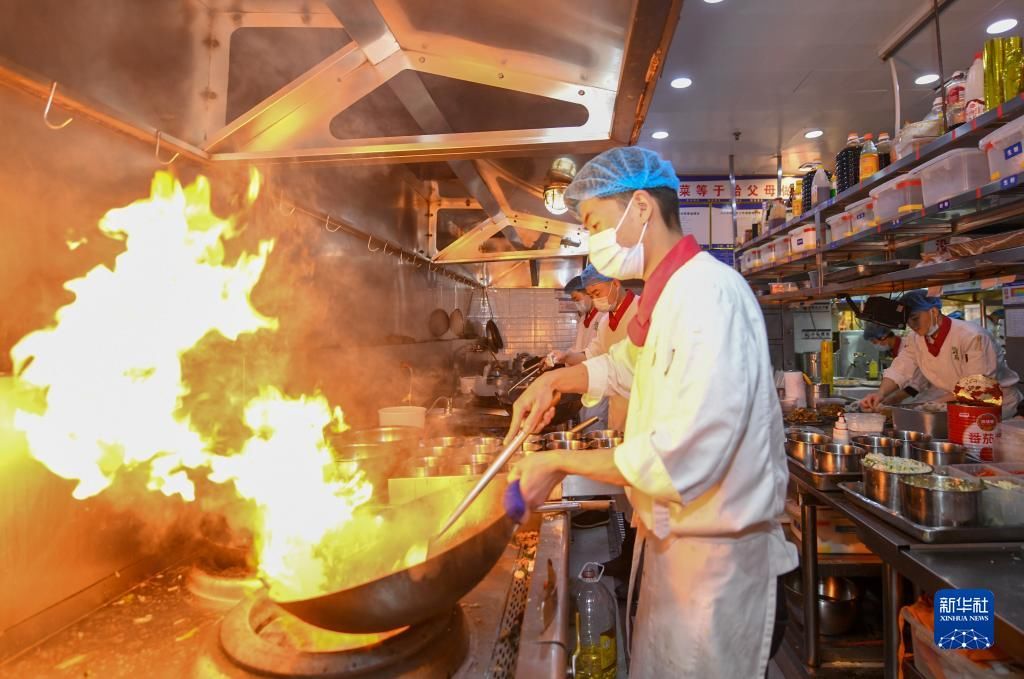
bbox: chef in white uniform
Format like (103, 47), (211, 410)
(505, 147), (798, 679)
(861, 291), (1021, 417)
(862, 322), (938, 405)
(555, 264), (638, 430)
(565, 275), (602, 353)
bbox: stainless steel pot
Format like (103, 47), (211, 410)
(588, 437), (624, 449)
(891, 406), (948, 439)
(812, 444), (866, 473)
(463, 443), (500, 455)
(851, 435), (898, 451)
(543, 431), (581, 443)
(884, 429), (932, 458)
(546, 440), (589, 450)
(806, 382), (831, 409)
(467, 436), (503, 448)
(786, 432), (831, 467)
(898, 474), (983, 527)
(910, 441), (968, 467)
(338, 427), (421, 446)
(583, 430), (623, 441)
(862, 456), (932, 510)
(422, 436), (464, 448)
(402, 456), (446, 477)
(800, 352), (822, 382)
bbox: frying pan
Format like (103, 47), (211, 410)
(428, 308), (450, 338)
(273, 478), (605, 633)
(485, 319), (503, 352)
(449, 308), (465, 338)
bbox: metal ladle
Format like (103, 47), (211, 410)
(435, 415), (599, 538)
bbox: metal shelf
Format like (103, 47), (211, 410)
(737, 92), (1024, 255)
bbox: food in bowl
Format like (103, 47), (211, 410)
(900, 474), (984, 492)
(786, 407), (822, 423)
(817, 403), (846, 420)
(862, 453), (931, 474)
(953, 374), (1003, 407)
(984, 478), (1021, 490)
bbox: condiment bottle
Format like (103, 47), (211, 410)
(877, 132), (893, 169)
(859, 134), (879, 178)
(833, 414), (850, 444)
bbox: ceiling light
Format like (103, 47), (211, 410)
(987, 18), (1018, 34)
(651, 130), (669, 140)
(670, 76), (693, 89)
(915, 73), (940, 85)
(543, 157), (577, 216)
(703, 0), (724, 3)
(798, 161), (822, 172)
(804, 129), (824, 139)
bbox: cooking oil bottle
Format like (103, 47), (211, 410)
(574, 562), (617, 679)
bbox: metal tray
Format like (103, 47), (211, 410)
(786, 456), (860, 492)
(824, 260), (916, 284)
(839, 481), (1024, 544)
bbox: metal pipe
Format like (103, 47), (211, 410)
(889, 58), (902, 138)
(729, 153), (738, 246)
(800, 499), (820, 667)
(933, 0), (947, 133)
(776, 154), (783, 198)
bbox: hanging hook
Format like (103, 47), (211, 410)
(414, 258), (423, 269)
(155, 131), (179, 165)
(325, 214), (341, 232)
(277, 192), (296, 216)
(382, 241), (389, 255)
(368, 235), (380, 252)
(43, 82), (73, 130)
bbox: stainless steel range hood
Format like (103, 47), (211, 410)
(0, 0), (681, 278)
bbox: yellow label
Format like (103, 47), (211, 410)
(860, 155), (879, 177)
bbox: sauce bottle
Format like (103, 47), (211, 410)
(859, 134), (879, 178)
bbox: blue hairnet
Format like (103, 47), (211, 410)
(898, 291), (942, 313)
(581, 264), (612, 287)
(564, 147), (679, 217)
(863, 322), (893, 341)
(947, 310), (965, 320)
(563, 275), (584, 294)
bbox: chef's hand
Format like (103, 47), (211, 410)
(509, 452), (567, 509)
(544, 350), (566, 368)
(860, 392), (883, 412)
(505, 372), (562, 442)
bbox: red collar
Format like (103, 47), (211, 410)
(893, 337), (902, 356)
(924, 316), (953, 357)
(608, 290), (637, 331)
(627, 235), (702, 346)
(583, 307), (599, 328)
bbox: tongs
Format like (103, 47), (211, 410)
(436, 415), (599, 537)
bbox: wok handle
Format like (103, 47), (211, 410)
(569, 416), (600, 433)
(437, 427), (530, 536)
(536, 500), (611, 513)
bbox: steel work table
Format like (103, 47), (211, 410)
(792, 470), (1024, 679)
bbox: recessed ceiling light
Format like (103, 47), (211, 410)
(670, 76), (693, 89)
(915, 73), (940, 85)
(651, 130), (669, 140)
(703, 0), (724, 3)
(987, 18), (1018, 34)
(804, 129), (824, 139)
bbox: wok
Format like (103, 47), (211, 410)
(273, 478), (514, 633)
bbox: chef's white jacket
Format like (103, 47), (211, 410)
(582, 252), (798, 678)
(583, 295), (639, 360)
(884, 318), (1021, 417)
(571, 311), (604, 354)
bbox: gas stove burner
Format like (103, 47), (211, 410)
(187, 565), (262, 610)
(220, 591), (469, 677)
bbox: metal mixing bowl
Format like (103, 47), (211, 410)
(421, 436), (464, 448)
(784, 573), (860, 636)
(910, 441), (968, 467)
(861, 455), (932, 510)
(898, 474), (983, 527)
(543, 431), (580, 442)
(402, 456), (446, 478)
(467, 436), (503, 448)
(812, 444), (866, 474)
(884, 429), (932, 458)
(786, 432), (832, 467)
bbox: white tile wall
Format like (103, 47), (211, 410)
(468, 289), (579, 355)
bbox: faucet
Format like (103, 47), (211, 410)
(427, 396), (454, 415)
(400, 362), (414, 405)
(844, 352), (867, 378)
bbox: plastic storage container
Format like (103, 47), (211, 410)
(870, 176), (925, 222)
(845, 412), (886, 436)
(771, 236), (791, 262)
(980, 476), (1024, 526)
(825, 213), (852, 243)
(911, 148), (991, 207)
(902, 606), (1023, 679)
(845, 197), (877, 232)
(790, 225), (817, 252)
(751, 246), (763, 270)
(979, 115), (1024, 181)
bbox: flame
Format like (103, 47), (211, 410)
(8, 170), (376, 597)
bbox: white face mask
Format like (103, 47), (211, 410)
(927, 322), (941, 337)
(588, 196), (649, 280)
(574, 298), (591, 314)
(592, 296), (612, 313)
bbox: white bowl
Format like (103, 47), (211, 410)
(459, 376), (477, 395)
(378, 406), (426, 429)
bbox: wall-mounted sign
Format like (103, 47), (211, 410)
(678, 176), (799, 203)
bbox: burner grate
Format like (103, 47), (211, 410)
(485, 532), (538, 678)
